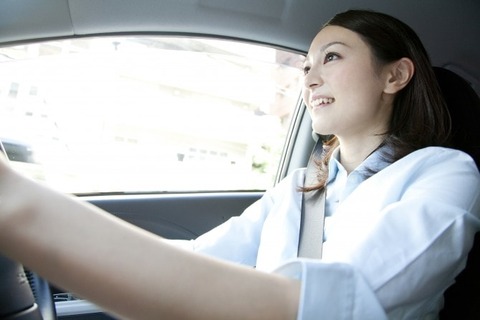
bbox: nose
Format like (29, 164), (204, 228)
(303, 66), (323, 90)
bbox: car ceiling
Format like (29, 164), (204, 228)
(0, 0), (479, 94)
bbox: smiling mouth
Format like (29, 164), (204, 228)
(311, 97), (335, 108)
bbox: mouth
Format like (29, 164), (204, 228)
(310, 97), (335, 108)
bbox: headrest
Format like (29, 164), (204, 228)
(434, 67), (480, 169)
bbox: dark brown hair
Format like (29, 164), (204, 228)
(305, 9), (451, 191)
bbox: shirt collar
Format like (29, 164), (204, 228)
(326, 144), (392, 184)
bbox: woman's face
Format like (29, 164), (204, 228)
(303, 26), (394, 140)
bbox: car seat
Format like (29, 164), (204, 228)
(435, 66), (480, 319)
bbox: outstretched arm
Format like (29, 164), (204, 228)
(0, 155), (300, 320)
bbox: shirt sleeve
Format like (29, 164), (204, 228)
(165, 196), (271, 266)
(274, 260), (388, 320)
(171, 169), (305, 266)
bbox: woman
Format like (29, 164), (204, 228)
(0, 9), (479, 320)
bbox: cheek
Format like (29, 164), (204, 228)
(336, 68), (384, 104)
(302, 87), (308, 102)
(302, 88), (313, 111)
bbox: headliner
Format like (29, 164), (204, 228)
(0, 0), (479, 93)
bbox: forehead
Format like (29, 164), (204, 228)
(306, 25), (369, 59)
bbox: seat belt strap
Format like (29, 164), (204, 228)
(298, 138), (326, 259)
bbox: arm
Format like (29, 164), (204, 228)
(0, 156), (300, 320)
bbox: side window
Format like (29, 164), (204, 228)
(0, 37), (304, 194)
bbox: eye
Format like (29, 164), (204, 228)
(324, 52), (340, 64)
(303, 65), (311, 75)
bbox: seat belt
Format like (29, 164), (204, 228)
(298, 137), (326, 259)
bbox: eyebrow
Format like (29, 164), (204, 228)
(305, 41), (349, 62)
(320, 41), (348, 52)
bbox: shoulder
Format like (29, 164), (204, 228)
(396, 146), (478, 173)
(362, 146), (480, 205)
(263, 168), (306, 203)
(372, 147), (480, 210)
(275, 167), (306, 189)
(407, 146), (475, 161)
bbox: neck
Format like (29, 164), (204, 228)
(337, 135), (386, 174)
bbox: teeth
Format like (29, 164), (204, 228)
(311, 97), (335, 106)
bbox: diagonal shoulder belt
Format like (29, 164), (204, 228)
(298, 138), (326, 259)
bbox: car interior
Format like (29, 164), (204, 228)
(0, 0), (479, 319)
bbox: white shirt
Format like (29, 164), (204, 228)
(172, 147), (480, 319)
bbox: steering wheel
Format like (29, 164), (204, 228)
(0, 254), (56, 320)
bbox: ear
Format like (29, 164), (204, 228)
(383, 57), (415, 94)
